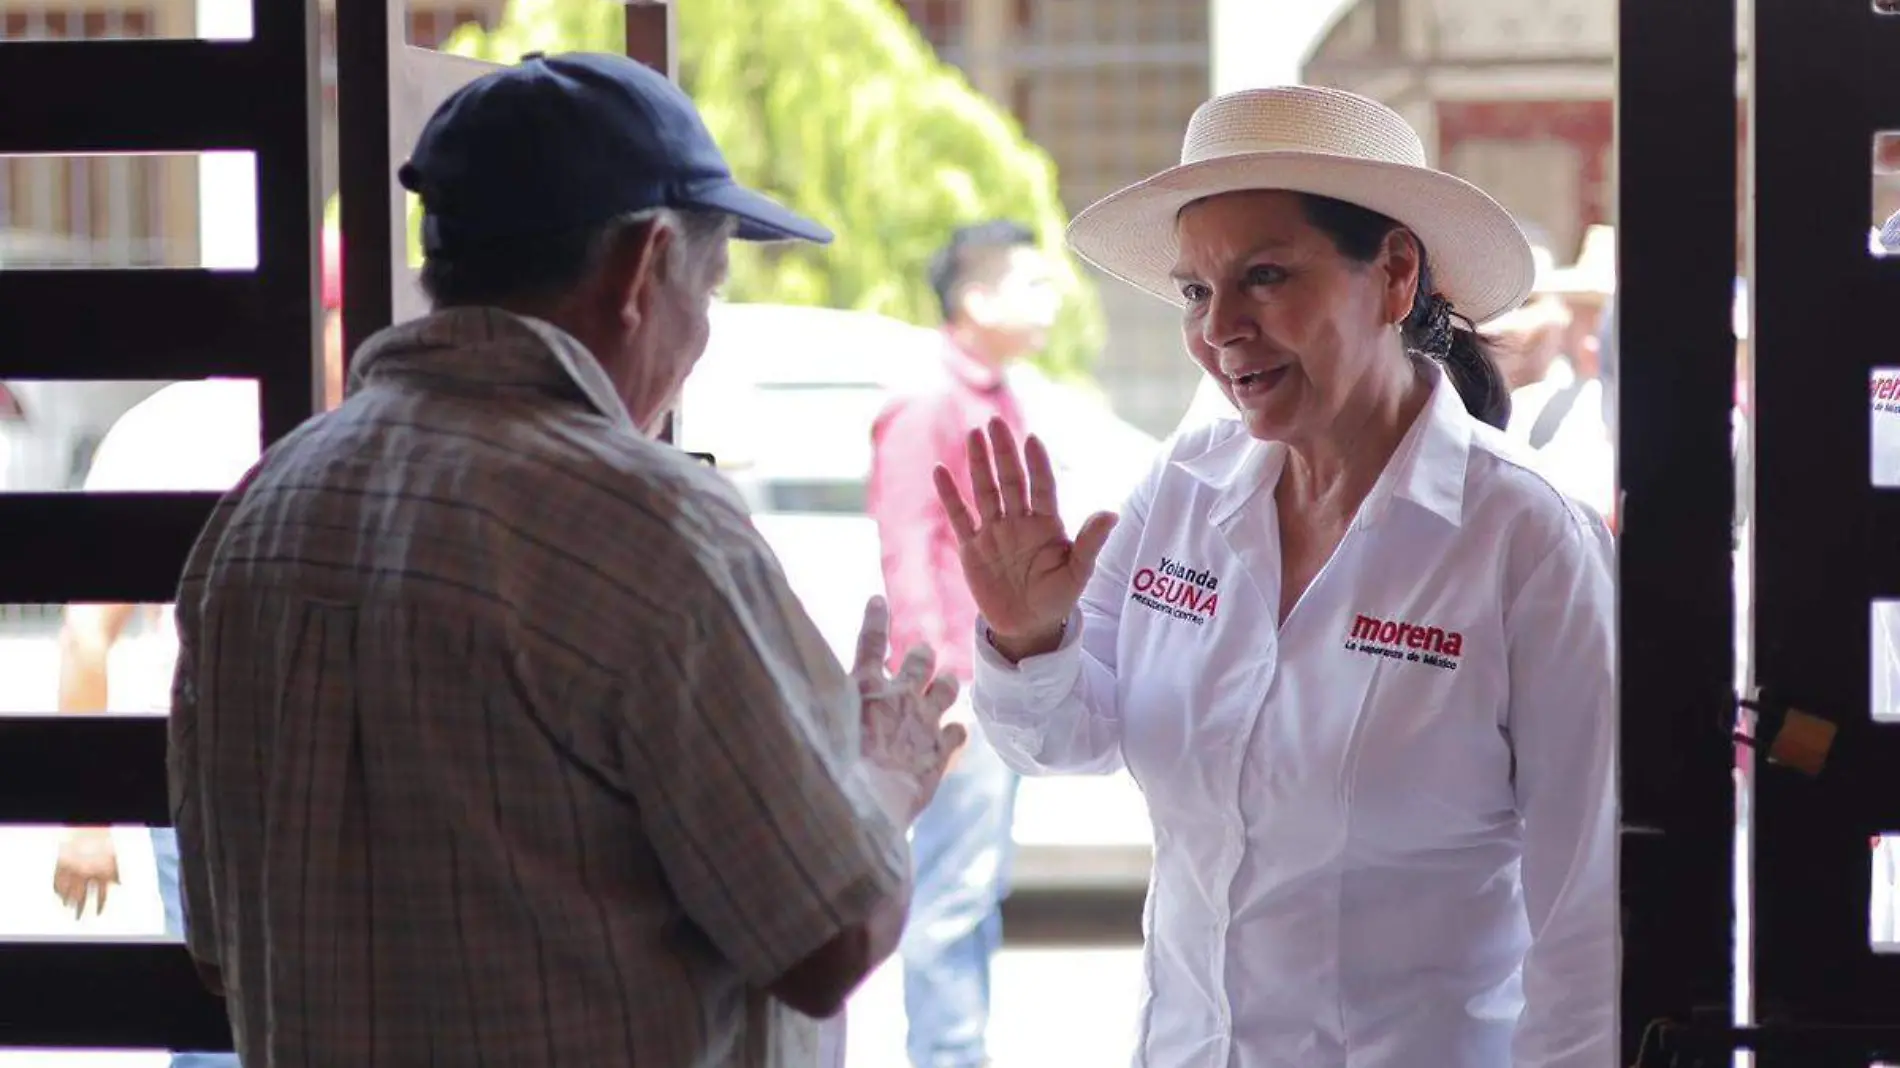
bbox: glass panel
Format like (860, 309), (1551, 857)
(0, 604), (179, 713)
(0, 823), (174, 942)
(0, 152), (256, 271)
(1875, 600), (1900, 724)
(0, 1053), (168, 1065)
(1874, 369), (1900, 488)
(0, 380), (260, 493)
(0, 0), (248, 41)
(1875, 133), (1900, 255)
(1875, 834), (1900, 951)
(1878, 0), (1900, 14)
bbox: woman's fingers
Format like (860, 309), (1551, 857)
(1024, 433), (1059, 518)
(934, 465), (980, 542)
(987, 419), (1030, 517)
(965, 428), (1003, 522)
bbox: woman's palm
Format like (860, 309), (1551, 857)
(958, 510), (1081, 636)
(934, 419), (1117, 640)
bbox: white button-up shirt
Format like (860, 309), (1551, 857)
(974, 371), (1618, 1067)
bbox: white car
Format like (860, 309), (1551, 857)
(681, 302), (1159, 887)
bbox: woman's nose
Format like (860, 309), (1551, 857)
(1202, 289), (1257, 349)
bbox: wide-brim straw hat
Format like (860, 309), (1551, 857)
(1067, 85), (1535, 326)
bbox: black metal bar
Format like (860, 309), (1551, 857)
(1661, 1019), (1900, 1059)
(0, 943), (231, 1050)
(0, 273), (295, 381)
(251, 0), (325, 444)
(0, 41), (277, 151)
(1615, 0), (1739, 1061)
(0, 719), (169, 825)
(335, 0), (396, 360)
(0, 495), (217, 603)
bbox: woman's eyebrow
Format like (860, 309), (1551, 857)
(1170, 239), (1296, 283)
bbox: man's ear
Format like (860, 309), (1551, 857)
(609, 219), (676, 332)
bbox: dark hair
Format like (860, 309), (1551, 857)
(927, 219), (1038, 323)
(1295, 193), (1512, 430)
(419, 208), (727, 309)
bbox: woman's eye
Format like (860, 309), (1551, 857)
(1245, 264), (1287, 287)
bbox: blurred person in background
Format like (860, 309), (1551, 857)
(1500, 227), (1616, 523)
(49, 217), (347, 1068)
(866, 219), (1061, 1068)
(939, 86), (1616, 1067)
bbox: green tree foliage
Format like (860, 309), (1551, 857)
(437, 0), (1105, 378)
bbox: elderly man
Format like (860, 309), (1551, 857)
(168, 52), (961, 1066)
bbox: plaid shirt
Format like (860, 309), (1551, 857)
(168, 308), (905, 1066)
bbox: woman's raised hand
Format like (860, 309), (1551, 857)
(933, 418), (1117, 660)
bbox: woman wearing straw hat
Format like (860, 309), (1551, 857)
(932, 86), (1615, 1067)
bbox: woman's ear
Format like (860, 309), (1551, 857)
(1380, 229), (1425, 326)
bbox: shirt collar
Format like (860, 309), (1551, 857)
(939, 330), (1008, 392)
(1174, 364), (1472, 529)
(348, 307), (636, 431)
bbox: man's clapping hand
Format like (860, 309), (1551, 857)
(850, 596), (967, 825)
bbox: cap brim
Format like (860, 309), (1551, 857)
(688, 180), (833, 244)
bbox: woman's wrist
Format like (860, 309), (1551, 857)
(986, 619), (1068, 664)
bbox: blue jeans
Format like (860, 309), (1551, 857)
(151, 828), (242, 1067)
(899, 726), (1020, 1068)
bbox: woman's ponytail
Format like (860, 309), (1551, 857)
(1402, 264), (1511, 431)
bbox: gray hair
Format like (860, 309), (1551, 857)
(593, 207), (733, 281)
(419, 206), (733, 309)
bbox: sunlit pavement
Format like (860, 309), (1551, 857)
(841, 947), (1143, 1068)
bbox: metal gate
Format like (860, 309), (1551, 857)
(0, 0), (321, 1051)
(1749, 0), (1900, 1057)
(1620, 0), (1900, 1062)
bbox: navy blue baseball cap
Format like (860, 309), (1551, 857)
(398, 51), (831, 254)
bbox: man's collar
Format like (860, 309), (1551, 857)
(1174, 365), (1472, 529)
(348, 307), (637, 432)
(939, 330), (1008, 391)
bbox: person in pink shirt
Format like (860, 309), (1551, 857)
(866, 220), (1063, 1068)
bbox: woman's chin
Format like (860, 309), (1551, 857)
(1240, 409), (1294, 441)
(1234, 389), (1301, 440)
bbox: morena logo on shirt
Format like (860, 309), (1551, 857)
(1874, 374), (1900, 415)
(1345, 613), (1464, 671)
(1128, 555), (1221, 626)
